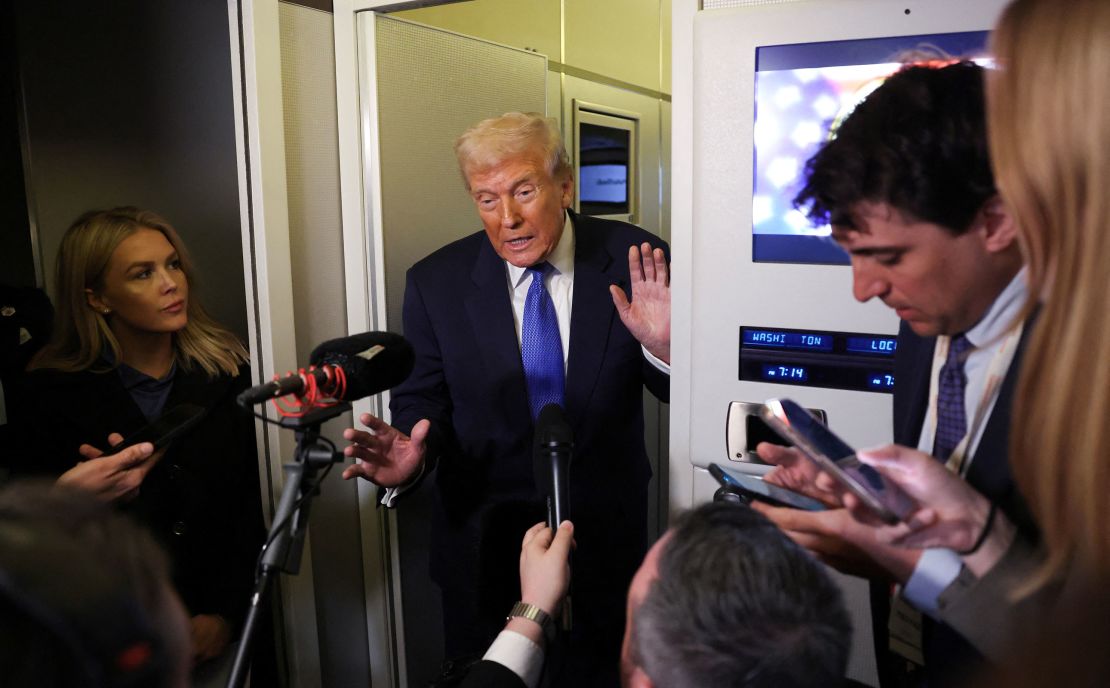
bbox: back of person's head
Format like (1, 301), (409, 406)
(0, 482), (190, 688)
(29, 206), (246, 377)
(454, 111), (572, 186)
(990, 0), (1110, 586)
(631, 502), (851, 688)
(794, 60), (995, 234)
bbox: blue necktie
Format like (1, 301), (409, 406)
(521, 263), (565, 419)
(933, 334), (973, 461)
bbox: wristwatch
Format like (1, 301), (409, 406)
(508, 601), (556, 644)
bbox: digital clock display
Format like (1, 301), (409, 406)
(846, 336), (898, 355)
(866, 373), (896, 390)
(762, 364), (809, 382)
(743, 329), (833, 352)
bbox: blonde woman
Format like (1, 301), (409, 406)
(13, 207), (263, 672)
(833, 0), (1110, 663)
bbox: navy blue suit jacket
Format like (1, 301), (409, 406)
(389, 211), (668, 599)
(876, 320), (1035, 687)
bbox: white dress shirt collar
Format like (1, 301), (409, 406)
(963, 268), (1028, 349)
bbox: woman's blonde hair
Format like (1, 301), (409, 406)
(29, 207), (247, 378)
(990, 0), (1110, 585)
(454, 112), (572, 188)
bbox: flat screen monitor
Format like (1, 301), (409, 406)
(751, 31), (991, 265)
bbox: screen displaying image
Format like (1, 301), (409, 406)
(752, 31), (991, 264)
(580, 164), (628, 204)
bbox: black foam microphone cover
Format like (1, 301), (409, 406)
(309, 331), (415, 401)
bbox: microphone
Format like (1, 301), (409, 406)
(534, 403), (573, 529)
(237, 331), (415, 407)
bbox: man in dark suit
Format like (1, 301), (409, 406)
(342, 112), (669, 685)
(753, 62), (1031, 686)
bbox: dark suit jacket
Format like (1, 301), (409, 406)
(389, 211), (668, 646)
(9, 363), (264, 628)
(874, 320), (1035, 687)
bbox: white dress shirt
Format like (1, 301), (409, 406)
(902, 269), (1028, 615)
(483, 630), (544, 688)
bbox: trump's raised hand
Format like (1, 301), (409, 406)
(610, 242), (670, 363)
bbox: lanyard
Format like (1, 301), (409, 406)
(921, 323), (1024, 476)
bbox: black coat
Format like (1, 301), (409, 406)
(9, 363), (264, 628)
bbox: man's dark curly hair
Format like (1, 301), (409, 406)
(793, 61), (996, 234)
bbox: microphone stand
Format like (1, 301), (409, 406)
(226, 402), (350, 688)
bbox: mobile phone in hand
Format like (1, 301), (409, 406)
(709, 462), (827, 511)
(760, 398), (914, 524)
(107, 403), (206, 454)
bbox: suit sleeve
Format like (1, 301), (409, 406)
(457, 660), (529, 688)
(642, 355), (669, 403)
(388, 268), (455, 474)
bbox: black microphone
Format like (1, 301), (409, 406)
(534, 403), (573, 529)
(237, 331), (415, 407)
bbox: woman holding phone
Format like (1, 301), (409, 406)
(13, 207), (264, 675)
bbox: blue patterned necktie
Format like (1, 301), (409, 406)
(521, 263), (565, 419)
(933, 334), (973, 461)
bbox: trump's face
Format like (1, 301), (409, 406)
(466, 150), (574, 268)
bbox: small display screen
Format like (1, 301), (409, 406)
(866, 373), (896, 390)
(743, 329), (833, 352)
(738, 326), (897, 393)
(579, 164), (628, 203)
(846, 336), (898, 355)
(762, 364), (808, 382)
(751, 31), (992, 264)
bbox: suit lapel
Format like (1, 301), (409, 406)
(465, 239), (530, 414)
(565, 214), (617, 428)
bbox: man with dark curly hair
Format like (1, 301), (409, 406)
(756, 61), (1033, 687)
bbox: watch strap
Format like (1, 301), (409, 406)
(508, 601), (556, 643)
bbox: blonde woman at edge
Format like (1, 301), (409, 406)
(12, 207), (264, 677)
(825, 0), (1110, 666)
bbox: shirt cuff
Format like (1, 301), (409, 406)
(482, 630), (544, 688)
(377, 460), (426, 508)
(642, 345), (671, 375)
(902, 547), (963, 618)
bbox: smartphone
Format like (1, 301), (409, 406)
(760, 398), (914, 524)
(108, 403), (207, 454)
(709, 463), (827, 511)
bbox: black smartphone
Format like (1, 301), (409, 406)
(708, 463), (827, 511)
(107, 403), (207, 454)
(760, 398), (915, 524)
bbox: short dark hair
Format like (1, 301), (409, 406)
(794, 61), (995, 234)
(0, 482), (185, 688)
(632, 501), (851, 688)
